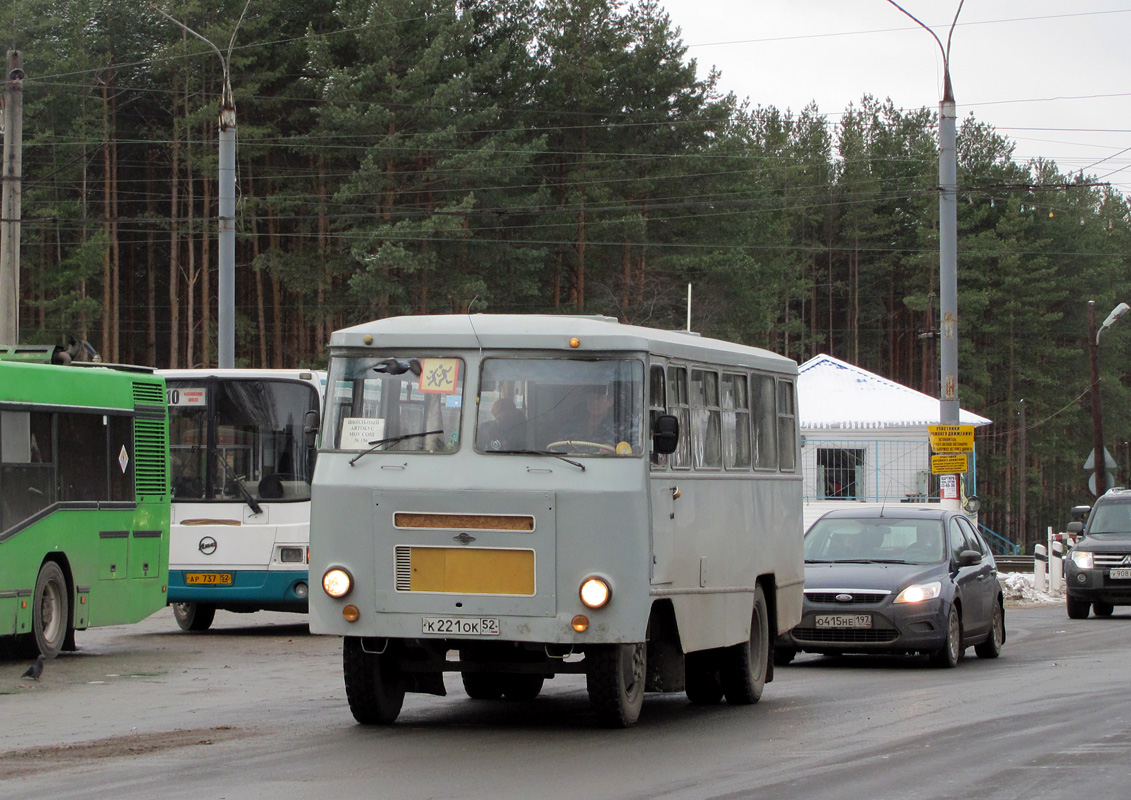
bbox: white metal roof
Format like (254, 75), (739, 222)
(798, 354), (992, 430)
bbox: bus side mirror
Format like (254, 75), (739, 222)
(304, 409), (320, 449)
(652, 414), (679, 455)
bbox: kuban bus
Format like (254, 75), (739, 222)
(309, 315), (804, 728)
(0, 345), (170, 658)
(160, 369), (324, 631)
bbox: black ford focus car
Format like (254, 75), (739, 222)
(777, 507), (1005, 667)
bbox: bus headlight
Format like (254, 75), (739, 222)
(579, 576), (611, 609)
(322, 567), (353, 598)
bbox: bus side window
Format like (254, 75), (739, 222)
(649, 366), (666, 468)
(751, 374), (777, 470)
(666, 366), (691, 469)
(777, 378), (797, 472)
(1, 411), (57, 531)
(691, 369), (721, 469)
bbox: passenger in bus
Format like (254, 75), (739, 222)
(480, 397), (527, 450)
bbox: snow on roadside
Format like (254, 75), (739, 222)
(999, 571), (1061, 605)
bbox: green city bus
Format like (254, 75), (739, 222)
(0, 349), (171, 658)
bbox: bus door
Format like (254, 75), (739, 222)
(648, 361), (676, 585)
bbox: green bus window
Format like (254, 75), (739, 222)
(1, 411), (56, 531)
(58, 412), (111, 502)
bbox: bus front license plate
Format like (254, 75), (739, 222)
(1110, 568), (1131, 579)
(815, 614), (872, 629)
(421, 616), (500, 636)
(186, 573), (233, 585)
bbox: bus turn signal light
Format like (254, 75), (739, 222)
(342, 605), (360, 622)
(572, 615), (589, 632)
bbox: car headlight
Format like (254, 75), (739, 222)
(1070, 550), (1094, 569)
(579, 576), (611, 609)
(894, 581), (942, 604)
(322, 567), (353, 598)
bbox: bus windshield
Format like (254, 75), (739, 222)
(168, 379), (319, 501)
(477, 358), (644, 457)
(324, 356), (465, 453)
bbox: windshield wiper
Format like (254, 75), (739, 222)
(805, 559), (834, 564)
(489, 449), (586, 471)
(231, 475), (263, 515)
(349, 430), (444, 466)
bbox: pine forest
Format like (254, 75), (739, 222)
(4, 0), (1131, 548)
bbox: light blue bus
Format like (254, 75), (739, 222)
(309, 315), (803, 727)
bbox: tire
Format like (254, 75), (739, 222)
(1093, 601), (1115, 617)
(974, 599), (1004, 659)
(586, 642), (646, 728)
(502, 674), (545, 701)
(173, 603), (216, 632)
(1066, 594), (1091, 619)
(774, 645), (797, 666)
(32, 562), (70, 659)
(684, 650), (724, 705)
(343, 637), (405, 725)
(461, 672), (505, 700)
(930, 605), (962, 668)
(721, 585), (770, 705)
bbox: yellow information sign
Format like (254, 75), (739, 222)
(928, 424), (974, 453)
(931, 453), (969, 475)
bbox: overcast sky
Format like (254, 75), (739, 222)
(658, 0), (1131, 193)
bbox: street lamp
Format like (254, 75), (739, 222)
(1087, 300), (1129, 496)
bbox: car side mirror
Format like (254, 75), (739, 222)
(957, 549), (981, 568)
(304, 409), (320, 449)
(1066, 521), (1084, 535)
(652, 414), (679, 455)
(1070, 505), (1091, 522)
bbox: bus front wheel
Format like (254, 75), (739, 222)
(32, 562), (71, 659)
(586, 642), (646, 728)
(343, 637), (405, 725)
(720, 584), (769, 705)
(173, 603), (216, 632)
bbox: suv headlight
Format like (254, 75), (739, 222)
(894, 581), (942, 604)
(1070, 550), (1094, 570)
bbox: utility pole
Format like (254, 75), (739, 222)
(888, 1), (964, 509)
(154, 3), (248, 368)
(1, 51), (24, 344)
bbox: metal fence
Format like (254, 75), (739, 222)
(800, 437), (977, 503)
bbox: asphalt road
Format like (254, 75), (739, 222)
(2, 602), (1129, 800)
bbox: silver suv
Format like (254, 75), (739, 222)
(1065, 488), (1131, 618)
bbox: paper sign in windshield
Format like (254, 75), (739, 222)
(341, 417), (386, 450)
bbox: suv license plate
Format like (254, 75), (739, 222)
(421, 616), (500, 636)
(815, 614), (872, 629)
(1109, 568), (1131, 579)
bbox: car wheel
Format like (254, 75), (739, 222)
(1093, 601), (1115, 617)
(930, 606), (962, 668)
(1066, 594), (1091, 619)
(974, 599), (1004, 659)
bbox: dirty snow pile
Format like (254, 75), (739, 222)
(999, 572), (1061, 604)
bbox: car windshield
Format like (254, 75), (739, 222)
(476, 357), (644, 457)
(1086, 501), (1131, 537)
(805, 517), (946, 564)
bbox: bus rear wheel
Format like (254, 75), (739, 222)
(32, 562), (70, 659)
(503, 674), (545, 701)
(173, 603), (216, 632)
(461, 672), (505, 700)
(684, 651), (724, 705)
(586, 642), (646, 728)
(343, 637), (405, 725)
(720, 584), (769, 705)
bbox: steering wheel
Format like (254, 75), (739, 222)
(546, 440), (617, 454)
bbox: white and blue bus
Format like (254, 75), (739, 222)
(161, 369), (325, 631)
(309, 315), (804, 727)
